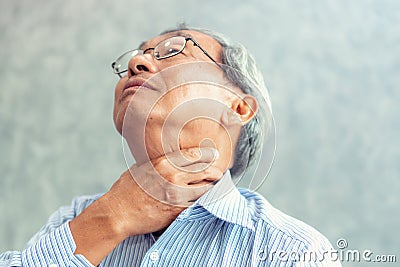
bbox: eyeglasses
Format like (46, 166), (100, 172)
(111, 36), (220, 77)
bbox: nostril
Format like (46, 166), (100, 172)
(137, 65), (149, 72)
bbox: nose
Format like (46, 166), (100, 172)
(127, 52), (158, 77)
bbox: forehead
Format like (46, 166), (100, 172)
(139, 30), (220, 51)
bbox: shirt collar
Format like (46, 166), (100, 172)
(193, 170), (255, 231)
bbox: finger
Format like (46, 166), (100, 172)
(165, 183), (214, 207)
(180, 162), (220, 173)
(174, 165), (223, 185)
(163, 147), (219, 167)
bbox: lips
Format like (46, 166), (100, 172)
(124, 78), (148, 91)
(119, 78), (154, 102)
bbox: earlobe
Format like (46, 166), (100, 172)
(235, 95), (258, 125)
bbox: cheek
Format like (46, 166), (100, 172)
(113, 79), (127, 131)
(114, 79), (126, 103)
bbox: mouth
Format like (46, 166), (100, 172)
(119, 78), (155, 102)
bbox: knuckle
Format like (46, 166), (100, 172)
(163, 171), (182, 184)
(165, 190), (179, 205)
(186, 147), (201, 159)
(167, 174), (179, 184)
(155, 157), (169, 169)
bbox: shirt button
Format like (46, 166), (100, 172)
(150, 250), (159, 261)
(49, 264), (57, 267)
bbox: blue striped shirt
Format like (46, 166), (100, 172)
(0, 172), (342, 266)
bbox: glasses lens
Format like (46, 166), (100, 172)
(113, 50), (142, 74)
(154, 36), (186, 59)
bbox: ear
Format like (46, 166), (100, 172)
(232, 95), (258, 125)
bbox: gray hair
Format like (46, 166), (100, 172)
(161, 24), (272, 179)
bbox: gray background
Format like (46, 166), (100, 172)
(1, 0), (399, 266)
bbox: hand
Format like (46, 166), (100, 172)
(108, 146), (222, 235)
(130, 146), (222, 205)
(70, 147), (222, 265)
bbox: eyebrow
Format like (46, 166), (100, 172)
(138, 31), (194, 50)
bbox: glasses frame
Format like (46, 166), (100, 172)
(111, 36), (221, 78)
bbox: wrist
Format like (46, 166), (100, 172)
(100, 191), (135, 237)
(69, 193), (130, 265)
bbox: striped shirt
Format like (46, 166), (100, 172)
(0, 172), (342, 266)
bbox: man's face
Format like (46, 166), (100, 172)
(113, 30), (223, 132)
(113, 30), (256, 171)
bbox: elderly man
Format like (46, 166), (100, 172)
(0, 26), (341, 266)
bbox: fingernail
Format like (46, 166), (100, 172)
(212, 148), (219, 159)
(221, 110), (229, 125)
